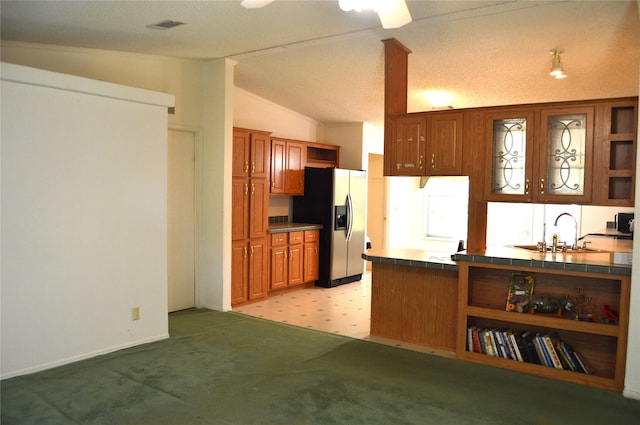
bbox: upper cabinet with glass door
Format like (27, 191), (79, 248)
(485, 105), (594, 204)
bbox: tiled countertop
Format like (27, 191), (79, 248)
(362, 244), (632, 277)
(362, 248), (459, 271)
(452, 245), (632, 276)
(268, 222), (323, 234)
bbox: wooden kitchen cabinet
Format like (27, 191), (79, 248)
(303, 230), (319, 283)
(270, 138), (306, 195)
(232, 127), (270, 306)
(305, 143), (340, 169)
(232, 238), (269, 304)
(233, 128), (271, 179)
(386, 114), (425, 176)
(231, 240), (249, 305)
(592, 98), (638, 206)
(288, 232), (304, 286)
(270, 233), (288, 290)
(232, 177), (268, 240)
(385, 111), (463, 176)
(485, 104), (595, 204)
(428, 111), (464, 175)
(456, 261), (630, 392)
(269, 231), (306, 290)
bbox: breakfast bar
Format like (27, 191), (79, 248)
(363, 242), (631, 392)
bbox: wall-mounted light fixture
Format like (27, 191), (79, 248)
(549, 49), (567, 79)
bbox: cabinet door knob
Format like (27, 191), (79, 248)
(244, 183), (248, 195)
(525, 179), (530, 195)
(251, 183), (255, 195)
(419, 155), (423, 169)
(251, 162), (256, 173)
(431, 153), (435, 168)
(540, 178), (545, 194)
(244, 161), (249, 174)
(243, 246), (247, 257)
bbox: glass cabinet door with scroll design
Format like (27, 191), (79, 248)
(538, 107), (594, 203)
(485, 111), (535, 202)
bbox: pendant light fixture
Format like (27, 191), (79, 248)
(549, 49), (567, 79)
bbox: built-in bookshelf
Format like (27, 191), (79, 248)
(456, 261), (630, 392)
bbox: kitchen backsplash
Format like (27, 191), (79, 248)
(269, 215), (289, 224)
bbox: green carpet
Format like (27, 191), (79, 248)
(2, 308), (640, 424)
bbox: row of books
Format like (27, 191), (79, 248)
(466, 326), (592, 374)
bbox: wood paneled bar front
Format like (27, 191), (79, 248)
(363, 249), (459, 354)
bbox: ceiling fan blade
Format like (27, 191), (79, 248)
(241, 0), (275, 8)
(377, 0), (412, 29)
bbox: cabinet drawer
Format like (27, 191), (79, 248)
(289, 231), (304, 244)
(271, 233), (288, 247)
(304, 230), (319, 242)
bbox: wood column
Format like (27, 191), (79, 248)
(383, 38), (411, 176)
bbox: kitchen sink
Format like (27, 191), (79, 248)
(510, 244), (608, 254)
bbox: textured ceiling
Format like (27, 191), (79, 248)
(1, 1), (639, 128)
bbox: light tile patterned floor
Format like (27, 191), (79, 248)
(235, 272), (456, 357)
(234, 273), (372, 340)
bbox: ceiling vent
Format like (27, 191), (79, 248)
(147, 20), (185, 30)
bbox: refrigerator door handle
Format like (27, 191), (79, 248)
(346, 192), (354, 242)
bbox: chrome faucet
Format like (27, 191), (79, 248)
(554, 212), (578, 250)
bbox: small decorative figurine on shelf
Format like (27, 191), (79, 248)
(601, 305), (619, 325)
(569, 288), (592, 321)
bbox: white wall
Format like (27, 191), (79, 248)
(234, 87), (320, 141)
(324, 123), (365, 170)
(1, 63), (174, 378)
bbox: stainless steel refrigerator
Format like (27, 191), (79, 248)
(293, 167), (366, 288)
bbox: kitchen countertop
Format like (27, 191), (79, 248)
(362, 235), (632, 277)
(362, 248), (459, 271)
(268, 222), (323, 234)
(453, 244), (631, 276)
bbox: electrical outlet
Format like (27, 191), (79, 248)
(132, 306), (140, 321)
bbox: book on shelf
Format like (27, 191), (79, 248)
(556, 341), (576, 371)
(484, 329), (497, 357)
(492, 329), (508, 358)
(533, 334), (552, 367)
(505, 272), (535, 313)
(540, 333), (563, 369)
(573, 351), (593, 375)
(465, 326), (592, 374)
(506, 330), (523, 362)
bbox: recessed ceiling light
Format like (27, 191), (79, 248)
(147, 20), (186, 30)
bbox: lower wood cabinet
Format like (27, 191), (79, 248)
(270, 229), (320, 291)
(303, 230), (319, 283)
(231, 238), (268, 306)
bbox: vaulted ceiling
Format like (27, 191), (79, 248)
(1, 1), (639, 128)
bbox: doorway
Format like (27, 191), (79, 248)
(167, 129), (197, 312)
(366, 153), (386, 270)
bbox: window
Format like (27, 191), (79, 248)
(486, 202), (581, 246)
(422, 176), (469, 242)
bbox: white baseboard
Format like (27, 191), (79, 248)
(1, 333), (170, 380)
(623, 387), (640, 400)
